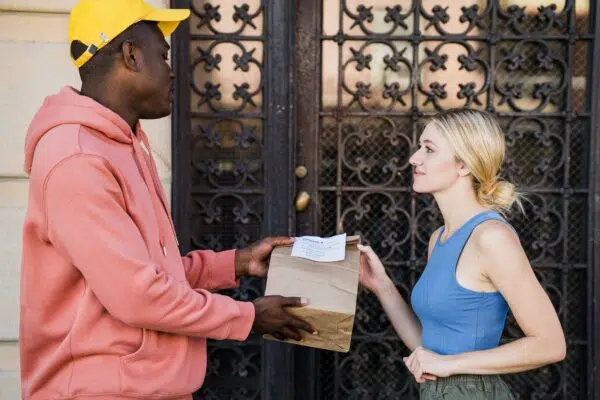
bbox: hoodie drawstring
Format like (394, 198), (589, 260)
(137, 130), (179, 247)
(131, 134), (174, 257)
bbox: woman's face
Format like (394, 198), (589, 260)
(409, 122), (465, 194)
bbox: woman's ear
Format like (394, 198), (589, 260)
(457, 161), (471, 177)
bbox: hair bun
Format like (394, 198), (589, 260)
(481, 181), (498, 197)
(477, 180), (519, 214)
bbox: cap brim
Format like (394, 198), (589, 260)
(144, 8), (191, 37)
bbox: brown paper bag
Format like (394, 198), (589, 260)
(263, 235), (361, 352)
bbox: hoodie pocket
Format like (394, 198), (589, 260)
(120, 328), (148, 364)
(119, 329), (200, 396)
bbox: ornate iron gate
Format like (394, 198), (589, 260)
(172, 0), (600, 398)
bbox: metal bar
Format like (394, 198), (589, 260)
(320, 34), (595, 41)
(563, 3), (576, 397)
(294, 0), (322, 239)
(374, 260), (588, 268)
(293, 0), (323, 397)
(261, 0), (296, 398)
(171, 0), (193, 254)
(190, 189), (266, 194)
(319, 111), (593, 118)
(488, 0), (497, 113)
(191, 112), (265, 118)
(588, 0), (600, 394)
(319, 186), (590, 194)
(410, 2), (422, 399)
(204, 339), (264, 348)
(333, 1), (345, 395)
(409, 0), (422, 294)
(347, 334), (589, 345)
(190, 34), (266, 40)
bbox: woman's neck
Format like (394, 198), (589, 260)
(433, 183), (488, 238)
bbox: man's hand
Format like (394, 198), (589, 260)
(252, 295), (317, 341)
(235, 237), (295, 278)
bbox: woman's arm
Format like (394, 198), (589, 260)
(451, 221), (566, 373)
(358, 227), (441, 352)
(404, 221), (566, 379)
(373, 274), (422, 352)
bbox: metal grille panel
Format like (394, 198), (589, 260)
(185, 1), (266, 398)
(316, 1), (591, 399)
(172, 0), (598, 398)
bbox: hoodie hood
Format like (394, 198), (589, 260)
(24, 86), (135, 175)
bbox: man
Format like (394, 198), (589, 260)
(20, 1), (314, 399)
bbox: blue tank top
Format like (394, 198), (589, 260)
(410, 210), (510, 355)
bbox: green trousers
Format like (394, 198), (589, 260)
(420, 375), (514, 400)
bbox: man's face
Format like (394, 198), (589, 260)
(132, 23), (174, 119)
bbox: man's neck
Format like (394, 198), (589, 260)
(80, 84), (138, 131)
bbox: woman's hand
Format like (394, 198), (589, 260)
(357, 244), (393, 295)
(403, 346), (455, 383)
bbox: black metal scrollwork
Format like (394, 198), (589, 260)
(192, 41), (263, 113)
(188, 2), (266, 399)
(182, 0), (592, 398)
(318, 1), (590, 398)
(343, 1), (414, 36)
(192, 1), (263, 35)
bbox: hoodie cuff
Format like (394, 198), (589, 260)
(210, 249), (239, 290)
(228, 301), (256, 341)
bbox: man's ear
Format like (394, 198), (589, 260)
(121, 40), (142, 72)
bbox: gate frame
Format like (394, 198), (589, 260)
(171, 0), (600, 398)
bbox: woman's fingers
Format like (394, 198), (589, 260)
(357, 244), (377, 263)
(404, 348), (437, 384)
(422, 373), (437, 381)
(357, 244), (371, 253)
(403, 353), (416, 376)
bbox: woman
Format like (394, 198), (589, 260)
(358, 109), (566, 399)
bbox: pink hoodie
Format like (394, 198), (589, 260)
(20, 86), (255, 400)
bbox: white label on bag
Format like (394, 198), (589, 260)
(291, 233), (347, 262)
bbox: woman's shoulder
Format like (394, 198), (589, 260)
(470, 217), (533, 283)
(471, 218), (521, 255)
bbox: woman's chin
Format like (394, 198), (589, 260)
(412, 183), (428, 193)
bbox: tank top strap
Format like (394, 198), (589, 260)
(435, 210), (507, 252)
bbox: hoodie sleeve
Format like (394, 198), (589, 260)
(181, 250), (240, 291)
(44, 154), (254, 341)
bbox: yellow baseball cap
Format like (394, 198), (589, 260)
(68, 0), (190, 68)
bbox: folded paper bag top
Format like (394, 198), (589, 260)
(263, 235), (361, 352)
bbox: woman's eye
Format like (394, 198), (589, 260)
(425, 147), (433, 153)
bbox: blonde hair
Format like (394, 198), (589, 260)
(427, 109), (523, 215)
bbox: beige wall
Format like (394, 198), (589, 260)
(0, 1), (172, 398)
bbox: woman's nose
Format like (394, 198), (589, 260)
(409, 151), (421, 166)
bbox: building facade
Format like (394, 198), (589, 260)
(1, 0), (599, 399)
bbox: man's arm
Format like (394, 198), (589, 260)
(181, 249), (239, 291)
(45, 154), (253, 340)
(182, 237), (295, 290)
